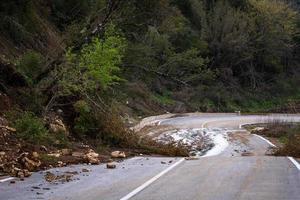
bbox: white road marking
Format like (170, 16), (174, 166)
(119, 158), (185, 200)
(288, 157), (300, 171)
(0, 177), (14, 183)
(253, 134), (276, 147)
(239, 123), (253, 129)
(253, 134), (300, 171)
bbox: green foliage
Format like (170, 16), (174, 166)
(16, 51), (44, 85)
(0, 0), (41, 43)
(73, 100), (98, 138)
(152, 91), (175, 106)
(13, 112), (49, 144)
(39, 154), (59, 166)
(80, 27), (126, 89)
(58, 24), (126, 96)
(15, 89), (46, 114)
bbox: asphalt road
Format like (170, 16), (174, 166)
(1, 113), (300, 200)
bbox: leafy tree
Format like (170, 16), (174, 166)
(58, 24), (126, 96)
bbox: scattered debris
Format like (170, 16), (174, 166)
(44, 172), (56, 182)
(185, 157), (199, 161)
(44, 171), (76, 183)
(241, 152), (254, 156)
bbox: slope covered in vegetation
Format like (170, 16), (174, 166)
(0, 0), (300, 176)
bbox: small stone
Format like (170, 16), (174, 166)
(82, 168), (90, 173)
(61, 149), (72, 156)
(161, 161), (166, 164)
(57, 161), (64, 167)
(17, 171), (24, 178)
(10, 180), (16, 184)
(40, 145), (48, 152)
(44, 172), (56, 182)
(47, 153), (60, 158)
(32, 152), (39, 159)
(0, 151), (6, 157)
(106, 162), (116, 169)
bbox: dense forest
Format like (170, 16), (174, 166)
(0, 0), (300, 157)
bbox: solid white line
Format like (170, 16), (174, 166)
(288, 157), (300, 171)
(0, 177), (14, 183)
(239, 123), (253, 129)
(253, 134), (276, 147)
(119, 158), (185, 200)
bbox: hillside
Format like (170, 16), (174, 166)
(0, 0), (300, 178)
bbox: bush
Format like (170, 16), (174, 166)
(273, 124), (300, 158)
(13, 112), (49, 144)
(73, 100), (98, 138)
(253, 122), (300, 158)
(16, 51), (44, 85)
(39, 154), (59, 166)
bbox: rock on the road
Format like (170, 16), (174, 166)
(111, 151), (126, 158)
(106, 162), (117, 169)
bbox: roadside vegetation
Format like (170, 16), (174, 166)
(0, 0), (299, 177)
(250, 122), (300, 158)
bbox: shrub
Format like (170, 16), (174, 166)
(151, 92), (175, 106)
(13, 112), (49, 144)
(73, 100), (98, 138)
(16, 51), (44, 85)
(39, 154), (59, 166)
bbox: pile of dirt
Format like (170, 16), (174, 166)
(0, 115), (130, 178)
(0, 110), (187, 179)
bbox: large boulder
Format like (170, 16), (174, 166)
(111, 151), (126, 158)
(23, 157), (41, 171)
(85, 150), (100, 164)
(18, 152), (41, 171)
(49, 119), (68, 135)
